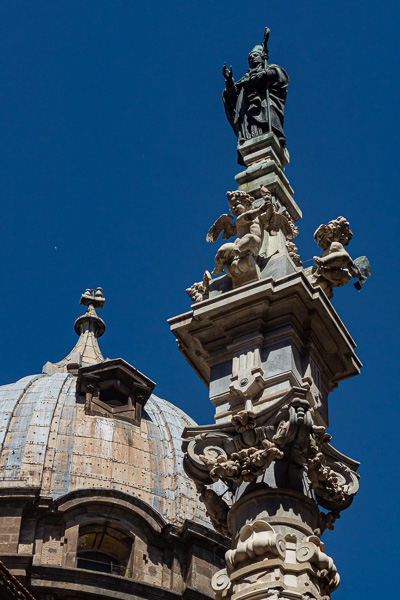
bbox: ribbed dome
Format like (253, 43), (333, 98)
(0, 371), (209, 527)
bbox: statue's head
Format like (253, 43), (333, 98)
(248, 45), (265, 68)
(227, 190), (253, 216)
(314, 216), (353, 249)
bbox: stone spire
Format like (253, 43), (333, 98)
(43, 287), (106, 375)
(171, 26), (369, 600)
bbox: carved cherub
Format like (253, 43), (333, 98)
(309, 216), (371, 299)
(186, 271), (212, 303)
(206, 186), (293, 278)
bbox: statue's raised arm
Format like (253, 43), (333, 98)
(222, 63), (234, 86)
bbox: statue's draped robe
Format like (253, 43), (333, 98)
(223, 63), (289, 164)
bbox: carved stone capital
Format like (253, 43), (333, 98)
(183, 398), (359, 512)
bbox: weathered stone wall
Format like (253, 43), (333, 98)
(0, 489), (228, 600)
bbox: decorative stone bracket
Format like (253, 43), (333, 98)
(183, 398), (359, 513)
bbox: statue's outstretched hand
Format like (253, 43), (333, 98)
(222, 62), (233, 82)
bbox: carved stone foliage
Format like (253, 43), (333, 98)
(305, 215), (371, 299)
(183, 400), (359, 513)
(231, 409), (257, 432)
(186, 270), (212, 303)
(201, 440), (283, 485)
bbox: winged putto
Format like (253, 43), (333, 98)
(206, 185), (294, 280)
(305, 216), (371, 299)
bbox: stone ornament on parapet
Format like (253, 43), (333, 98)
(186, 270), (212, 303)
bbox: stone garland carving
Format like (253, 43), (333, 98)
(201, 439), (283, 484)
(305, 216), (371, 299)
(184, 400), (359, 513)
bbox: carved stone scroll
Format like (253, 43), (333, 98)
(226, 520), (285, 570)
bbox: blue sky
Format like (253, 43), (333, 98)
(0, 1), (398, 597)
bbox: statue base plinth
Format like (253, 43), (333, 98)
(235, 133), (302, 222)
(237, 132), (290, 168)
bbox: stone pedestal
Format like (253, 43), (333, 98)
(170, 272), (361, 427)
(235, 133), (301, 222)
(170, 271), (361, 600)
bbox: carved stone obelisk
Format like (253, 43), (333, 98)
(171, 27), (368, 600)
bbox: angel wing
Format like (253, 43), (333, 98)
(265, 212), (294, 239)
(206, 214), (236, 243)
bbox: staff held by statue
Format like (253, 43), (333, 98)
(262, 27), (272, 135)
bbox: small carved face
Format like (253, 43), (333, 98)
(227, 192), (253, 216)
(248, 51), (263, 68)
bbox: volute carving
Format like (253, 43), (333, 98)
(183, 399), (359, 512)
(211, 568), (231, 600)
(297, 535), (340, 593)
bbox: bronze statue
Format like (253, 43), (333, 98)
(222, 27), (289, 165)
